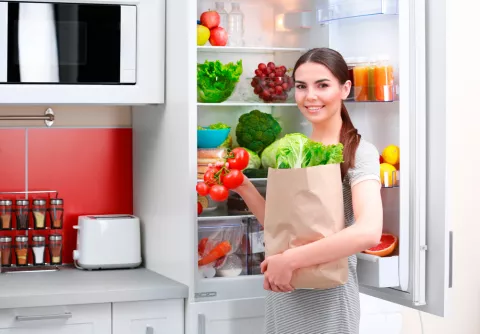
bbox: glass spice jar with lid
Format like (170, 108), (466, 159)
(15, 236), (28, 266)
(0, 236), (12, 267)
(49, 199), (64, 229)
(32, 236), (46, 265)
(32, 199), (47, 229)
(15, 199), (29, 230)
(0, 200), (13, 230)
(49, 235), (63, 265)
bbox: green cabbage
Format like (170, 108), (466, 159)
(261, 133), (344, 169)
(243, 148), (261, 169)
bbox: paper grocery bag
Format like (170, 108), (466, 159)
(264, 164), (349, 290)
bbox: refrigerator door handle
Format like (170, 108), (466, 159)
(198, 313), (206, 334)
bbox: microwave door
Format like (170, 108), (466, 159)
(0, 3), (6, 82)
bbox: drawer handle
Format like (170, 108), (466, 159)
(15, 312), (73, 322)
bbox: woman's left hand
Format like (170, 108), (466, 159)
(261, 253), (295, 293)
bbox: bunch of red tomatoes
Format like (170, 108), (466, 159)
(196, 148), (249, 205)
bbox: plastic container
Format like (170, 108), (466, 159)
(0, 200), (13, 230)
(49, 234), (63, 265)
(374, 56), (394, 101)
(0, 236), (12, 267)
(197, 219), (246, 278)
(15, 199), (29, 230)
(248, 76), (295, 103)
(32, 235), (46, 265)
(15, 236), (28, 266)
(197, 128), (230, 149)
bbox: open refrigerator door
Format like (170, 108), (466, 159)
(194, 0), (449, 318)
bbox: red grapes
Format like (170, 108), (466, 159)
(251, 62), (294, 103)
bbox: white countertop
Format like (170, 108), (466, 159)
(0, 266), (188, 309)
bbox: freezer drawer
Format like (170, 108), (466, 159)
(357, 253), (399, 288)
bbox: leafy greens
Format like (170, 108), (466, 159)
(261, 133), (344, 169)
(197, 60), (243, 103)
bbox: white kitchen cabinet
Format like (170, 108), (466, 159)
(195, 298), (265, 334)
(0, 303), (111, 333)
(112, 299), (184, 334)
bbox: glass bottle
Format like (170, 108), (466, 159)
(0, 236), (12, 267)
(49, 235), (63, 265)
(0, 200), (13, 230)
(32, 199), (47, 229)
(15, 199), (29, 230)
(227, 2), (245, 47)
(15, 236), (28, 266)
(49, 198), (64, 229)
(32, 236), (46, 265)
(215, 2), (229, 29)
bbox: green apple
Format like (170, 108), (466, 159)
(197, 25), (210, 46)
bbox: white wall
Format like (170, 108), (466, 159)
(399, 0), (480, 333)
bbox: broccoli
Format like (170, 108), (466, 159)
(235, 110), (282, 154)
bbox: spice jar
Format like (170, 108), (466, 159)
(33, 199), (47, 229)
(15, 236), (28, 266)
(0, 200), (13, 230)
(32, 236), (46, 265)
(0, 236), (12, 267)
(49, 199), (64, 229)
(49, 235), (62, 265)
(15, 199), (29, 230)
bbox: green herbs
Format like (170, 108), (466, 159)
(261, 133), (344, 169)
(197, 60), (243, 103)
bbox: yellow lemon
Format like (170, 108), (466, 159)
(197, 25), (210, 46)
(382, 144), (400, 165)
(380, 163), (397, 187)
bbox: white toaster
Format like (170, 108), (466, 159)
(73, 214), (142, 270)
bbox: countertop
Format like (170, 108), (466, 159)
(0, 266), (188, 309)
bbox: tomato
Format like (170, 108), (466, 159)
(196, 182), (210, 196)
(222, 169), (244, 189)
(209, 185), (229, 202)
(197, 202), (203, 215)
(203, 169), (218, 186)
(227, 148), (249, 170)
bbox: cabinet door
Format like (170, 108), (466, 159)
(195, 298), (265, 334)
(0, 303), (111, 334)
(112, 299), (184, 334)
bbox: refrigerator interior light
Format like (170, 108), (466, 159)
(275, 11), (312, 31)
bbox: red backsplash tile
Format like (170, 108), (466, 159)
(0, 129), (26, 192)
(27, 128), (133, 264)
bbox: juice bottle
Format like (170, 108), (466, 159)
(367, 59), (377, 101)
(345, 57), (357, 100)
(353, 58), (368, 102)
(374, 56), (394, 101)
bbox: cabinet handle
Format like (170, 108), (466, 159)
(146, 325), (154, 334)
(198, 313), (206, 334)
(15, 312), (72, 322)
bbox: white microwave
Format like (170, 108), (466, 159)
(0, 1), (137, 85)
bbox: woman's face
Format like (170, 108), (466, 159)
(294, 62), (350, 125)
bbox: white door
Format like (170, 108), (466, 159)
(194, 298), (265, 334)
(112, 299), (184, 334)
(0, 304), (111, 333)
(323, 0), (450, 316)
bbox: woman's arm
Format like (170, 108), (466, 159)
(234, 178), (266, 226)
(283, 179), (383, 271)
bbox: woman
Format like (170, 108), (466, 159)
(235, 48), (384, 334)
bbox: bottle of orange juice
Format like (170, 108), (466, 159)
(374, 56), (394, 101)
(352, 57), (368, 102)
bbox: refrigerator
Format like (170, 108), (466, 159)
(132, 0), (450, 333)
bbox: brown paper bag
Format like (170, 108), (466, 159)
(264, 164), (349, 289)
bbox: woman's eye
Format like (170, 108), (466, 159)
(320, 84), (329, 88)
(295, 84), (306, 89)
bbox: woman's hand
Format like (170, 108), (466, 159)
(261, 253), (295, 293)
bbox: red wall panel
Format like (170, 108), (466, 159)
(27, 128), (133, 264)
(0, 129), (26, 192)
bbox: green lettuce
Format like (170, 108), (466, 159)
(197, 60), (243, 103)
(261, 133), (344, 169)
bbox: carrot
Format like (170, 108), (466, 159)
(198, 238), (209, 256)
(198, 241), (231, 266)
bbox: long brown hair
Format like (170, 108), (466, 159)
(292, 48), (361, 180)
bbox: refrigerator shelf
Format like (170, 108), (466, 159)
(317, 0), (398, 24)
(198, 102), (297, 107)
(197, 46), (307, 54)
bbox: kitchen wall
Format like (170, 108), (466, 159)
(0, 106), (133, 264)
